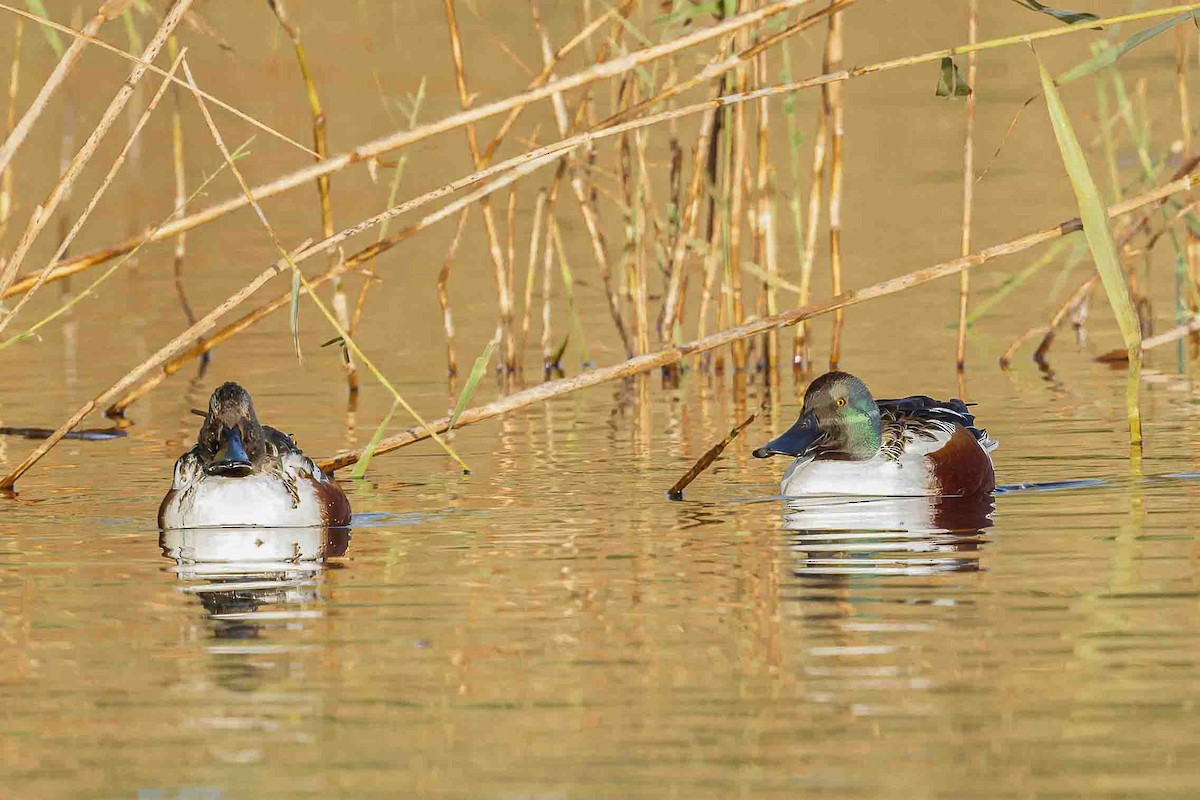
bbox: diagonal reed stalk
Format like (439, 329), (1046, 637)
(318, 170), (1200, 472)
(4, 2), (1197, 304)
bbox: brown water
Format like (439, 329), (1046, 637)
(3, 2), (1200, 798)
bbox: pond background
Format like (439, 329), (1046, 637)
(3, 2), (1200, 798)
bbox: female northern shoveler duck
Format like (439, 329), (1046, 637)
(753, 371), (997, 497)
(158, 382), (351, 529)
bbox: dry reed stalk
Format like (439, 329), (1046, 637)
(318, 172), (1200, 471)
(955, 0), (978, 371)
(0, 49), (187, 333)
(268, 0), (357, 392)
(1177, 26), (1200, 318)
(166, 36), (198, 336)
(181, 58), (470, 471)
(667, 399), (767, 499)
(0, 18), (22, 245)
(658, 102), (718, 344)
(0, 243), (311, 490)
(8, 2), (1192, 300)
(540, 165), (567, 370)
(106, 145), (572, 416)
(726, 70), (749, 372)
(794, 53), (828, 367)
(444, 0), (518, 373)
(0, 2), (112, 182)
(532, 0), (633, 358)
(0, 0), (192, 317)
(754, 36), (777, 375)
(519, 188), (548, 366)
(0, 1), (315, 156)
(824, 8), (845, 370)
(437, 208), (471, 377)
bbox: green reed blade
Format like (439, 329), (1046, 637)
(935, 56), (972, 97)
(449, 332), (499, 431)
(22, 0), (62, 56)
(1058, 12), (1196, 86)
(289, 267), (302, 361)
(350, 399), (399, 479)
(1038, 53), (1141, 443)
(1013, 0), (1098, 25)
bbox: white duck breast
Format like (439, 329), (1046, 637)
(160, 451), (332, 528)
(779, 428), (954, 497)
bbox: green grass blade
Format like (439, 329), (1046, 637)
(23, 0), (63, 57)
(1038, 53), (1141, 443)
(289, 267), (302, 361)
(349, 399), (400, 479)
(1058, 12), (1195, 86)
(449, 332), (499, 430)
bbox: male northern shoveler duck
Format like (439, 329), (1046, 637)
(753, 371), (997, 497)
(158, 382), (351, 529)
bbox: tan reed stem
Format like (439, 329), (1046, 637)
(825, 7), (845, 371)
(166, 35), (197, 334)
(318, 175), (1200, 472)
(794, 45), (828, 367)
(955, 0), (978, 371)
(754, 30), (777, 375)
(268, 0), (358, 393)
(727, 67), (750, 372)
(0, 18), (22, 245)
(444, 0), (518, 372)
(437, 209), (471, 377)
(7, 2), (1194, 301)
(519, 188), (548, 367)
(0, 0), (192, 313)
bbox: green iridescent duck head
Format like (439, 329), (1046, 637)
(753, 371), (882, 462)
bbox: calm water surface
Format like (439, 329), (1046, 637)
(2, 2), (1200, 798)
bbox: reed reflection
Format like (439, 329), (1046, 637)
(783, 494), (993, 578)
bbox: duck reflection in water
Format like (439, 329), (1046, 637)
(783, 494), (994, 578)
(161, 525), (348, 647)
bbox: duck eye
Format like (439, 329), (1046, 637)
(835, 397), (847, 408)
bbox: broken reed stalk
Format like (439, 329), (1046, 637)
(180, 58), (470, 471)
(4, 1), (1195, 303)
(317, 174), (1200, 473)
(0, 1), (316, 157)
(0, 17), (22, 244)
(0, 1), (111, 182)
(268, 0), (357, 393)
(955, 0), (977, 371)
(0, 243), (312, 490)
(0, 0), (193, 324)
(667, 399), (767, 500)
(0, 48), (188, 333)
(437, 208), (471, 377)
(444, 0), (518, 373)
(0, 1), (190, 328)
(825, 7), (845, 371)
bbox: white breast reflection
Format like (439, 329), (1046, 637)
(783, 495), (993, 577)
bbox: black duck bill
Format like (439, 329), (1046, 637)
(752, 412), (823, 459)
